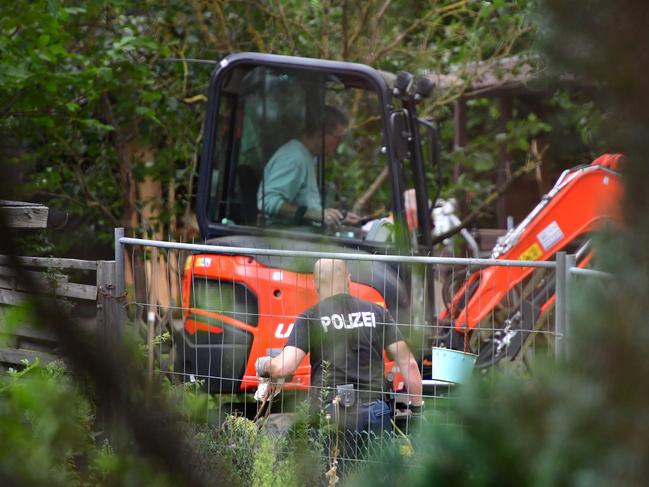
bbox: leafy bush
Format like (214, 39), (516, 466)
(0, 360), (182, 486)
(0, 360), (93, 486)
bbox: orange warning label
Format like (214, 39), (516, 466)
(519, 242), (543, 261)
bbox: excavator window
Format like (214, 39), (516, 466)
(206, 62), (393, 241)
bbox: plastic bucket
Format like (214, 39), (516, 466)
(431, 347), (478, 384)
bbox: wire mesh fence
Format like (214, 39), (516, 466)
(117, 233), (578, 480)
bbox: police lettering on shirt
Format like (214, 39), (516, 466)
(319, 311), (376, 332)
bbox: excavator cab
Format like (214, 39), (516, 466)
(196, 53), (436, 248)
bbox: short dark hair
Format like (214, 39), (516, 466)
(304, 105), (348, 135)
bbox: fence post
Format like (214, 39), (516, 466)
(114, 227), (125, 338)
(565, 253), (576, 360)
(96, 260), (117, 440)
(96, 261), (117, 345)
(555, 251), (567, 361)
(555, 252), (577, 361)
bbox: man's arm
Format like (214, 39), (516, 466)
(259, 165), (345, 225)
(258, 151), (305, 216)
(386, 340), (423, 406)
(275, 201), (347, 226)
(261, 346), (306, 379)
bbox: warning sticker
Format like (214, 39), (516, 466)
(537, 221), (565, 251)
(519, 243), (543, 261)
(195, 257), (212, 268)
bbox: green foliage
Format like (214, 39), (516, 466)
(173, 378), (334, 485)
(1, 0), (206, 242)
(0, 326), (232, 486)
(547, 91), (607, 161)
(169, 379), (222, 424)
(0, 303), (33, 342)
(195, 414), (300, 487)
(0, 356), (234, 486)
(0, 360), (92, 485)
(1, 0), (587, 247)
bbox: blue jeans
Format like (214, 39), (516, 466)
(326, 399), (392, 435)
(321, 400), (392, 481)
(360, 399), (393, 435)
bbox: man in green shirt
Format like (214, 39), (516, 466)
(257, 106), (360, 226)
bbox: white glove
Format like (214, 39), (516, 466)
(254, 378), (283, 402)
(254, 379), (270, 401)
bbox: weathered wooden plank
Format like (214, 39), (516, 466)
(0, 276), (68, 293)
(0, 204), (48, 228)
(52, 282), (97, 300)
(0, 265), (68, 280)
(0, 200), (35, 206)
(0, 255), (98, 271)
(0, 347), (59, 365)
(0, 267), (69, 291)
(0, 289), (28, 306)
(13, 325), (59, 342)
(0, 281), (97, 303)
(0, 276), (16, 290)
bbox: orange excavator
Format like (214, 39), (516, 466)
(174, 52), (623, 401)
(437, 153), (623, 368)
(175, 52), (439, 396)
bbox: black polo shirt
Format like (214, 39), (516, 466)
(286, 293), (403, 403)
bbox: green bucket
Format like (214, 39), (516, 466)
(431, 347), (478, 384)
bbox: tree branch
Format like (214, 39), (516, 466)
(188, 0), (219, 47)
(245, 6), (266, 51)
(375, 0), (392, 23)
(275, 0), (296, 52)
(241, 0), (315, 45)
(183, 118), (205, 226)
(348, 1), (373, 50)
(369, 8), (436, 64)
(342, 0), (349, 59)
(321, 0), (330, 59)
(73, 164), (120, 226)
(352, 166), (388, 214)
(101, 92), (135, 226)
(211, 0), (234, 52)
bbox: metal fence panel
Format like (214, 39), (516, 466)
(117, 232), (583, 479)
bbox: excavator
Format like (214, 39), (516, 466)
(174, 51), (623, 400)
(437, 153), (623, 367)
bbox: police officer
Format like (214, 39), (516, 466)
(256, 258), (423, 435)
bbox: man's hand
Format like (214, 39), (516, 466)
(342, 210), (361, 226)
(305, 207), (344, 225)
(304, 208), (362, 226)
(323, 208), (344, 225)
(255, 355), (283, 402)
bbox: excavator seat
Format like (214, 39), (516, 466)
(237, 164), (260, 225)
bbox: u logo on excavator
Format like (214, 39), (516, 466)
(274, 322), (294, 339)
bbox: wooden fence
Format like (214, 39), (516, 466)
(0, 256), (119, 370)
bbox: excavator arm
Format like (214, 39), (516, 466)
(439, 154), (623, 364)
